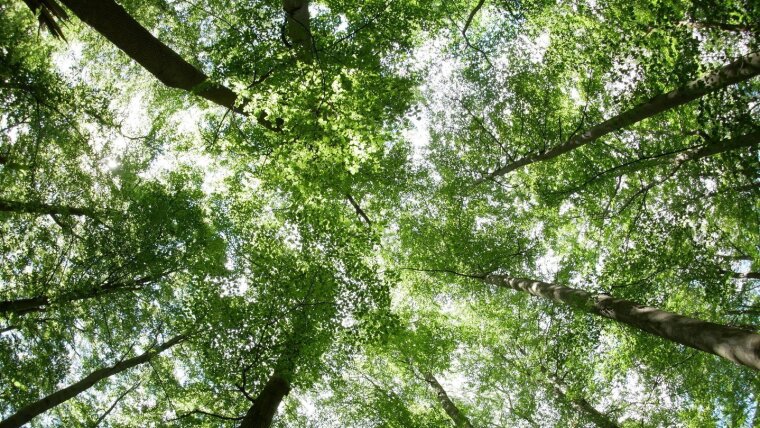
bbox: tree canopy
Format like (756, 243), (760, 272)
(1, 0), (759, 426)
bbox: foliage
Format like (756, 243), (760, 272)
(1, 0), (758, 426)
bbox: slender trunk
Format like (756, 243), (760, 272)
(0, 334), (186, 428)
(545, 373), (618, 428)
(506, 353), (618, 428)
(484, 275), (760, 370)
(680, 20), (756, 34)
(0, 296), (48, 316)
(56, 0), (281, 131)
(614, 130), (760, 178)
(0, 274), (155, 316)
(562, 131), (760, 195)
(423, 372), (475, 428)
(21, 0), (69, 39)
(478, 52), (760, 182)
(0, 199), (95, 218)
(239, 372), (291, 428)
(58, 0), (235, 109)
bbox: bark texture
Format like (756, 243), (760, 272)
(239, 373), (291, 428)
(478, 51), (760, 182)
(484, 275), (760, 370)
(424, 372), (475, 428)
(0, 334), (185, 428)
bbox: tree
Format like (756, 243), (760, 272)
(483, 274), (760, 370)
(423, 372), (475, 428)
(2, 0), (760, 426)
(476, 51), (760, 182)
(0, 334), (185, 428)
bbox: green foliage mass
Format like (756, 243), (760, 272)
(1, 0), (758, 426)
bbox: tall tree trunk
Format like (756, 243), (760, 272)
(56, 0), (281, 131)
(505, 352), (619, 428)
(0, 334), (186, 428)
(484, 275), (760, 370)
(477, 52), (760, 182)
(423, 372), (475, 428)
(0, 199), (96, 218)
(238, 372), (291, 428)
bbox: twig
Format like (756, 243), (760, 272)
(92, 381), (141, 427)
(171, 409), (244, 422)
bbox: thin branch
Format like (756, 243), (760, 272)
(346, 193), (372, 226)
(463, 0), (486, 35)
(399, 267), (487, 279)
(172, 409), (244, 422)
(92, 381), (141, 427)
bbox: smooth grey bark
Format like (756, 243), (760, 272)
(0, 334), (186, 428)
(484, 275), (760, 370)
(57, 0), (282, 131)
(238, 372), (291, 428)
(424, 372), (475, 428)
(477, 51), (760, 182)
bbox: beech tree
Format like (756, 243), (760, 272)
(2, 0), (759, 426)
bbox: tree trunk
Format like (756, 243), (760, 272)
(0, 274), (157, 316)
(282, 0), (312, 63)
(21, 0), (69, 39)
(484, 275), (760, 370)
(0, 296), (49, 316)
(0, 334), (186, 428)
(58, 0), (235, 107)
(56, 0), (281, 131)
(238, 372), (291, 428)
(506, 352), (619, 428)
(0, 199), (96, 218)
(733, 272), (760, 280)
(478, 52), (760, 182)
(423, 372), (475, 428)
